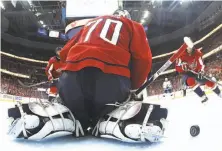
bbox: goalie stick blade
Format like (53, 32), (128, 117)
(136, 43), (187, 95)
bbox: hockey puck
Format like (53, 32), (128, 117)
(190, 125), (200, 137)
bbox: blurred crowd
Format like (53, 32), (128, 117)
(0, 55), (48, 99)
(0, 73), (47, 99)
(1, 32), (222, 98)
(1, 50), (221, 98)
(1, 55), (46, 78)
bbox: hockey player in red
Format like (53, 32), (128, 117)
(175, 38), (222, 103)
(45, 47), (65, 102)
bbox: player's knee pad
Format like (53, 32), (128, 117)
(186, 77), (196, 87)
(93, 101), (168, 143)
(7, 101), (84, 140)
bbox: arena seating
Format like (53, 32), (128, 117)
(1, 26), (222, 98)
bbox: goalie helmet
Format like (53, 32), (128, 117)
(113, 9), (131, 20)
(184, 37), (195, 54)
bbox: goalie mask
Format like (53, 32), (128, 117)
(113, 9), (131, 20)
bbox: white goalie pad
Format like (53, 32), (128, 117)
(24, 115), (40, 129)
(124, 124), (163, 142)
(99, 121), (136, 142)
(8, 101), (84, 140)
(96, 102), (167, 143)
(8, 114), (40, 138)
(29, 118), (75, 140)
(107, 101), (142, 120)
(29, 102), (69, 117)
(8, 116), (75, 140)
(8, 118), (23, 138)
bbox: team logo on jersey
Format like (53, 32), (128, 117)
(175, 59), (178, 64)
(188, 60), (197, 70)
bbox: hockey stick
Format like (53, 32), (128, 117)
(136, 43), (188, 95)
(17, 78), (58, 88)
(189, 70), (222, 87)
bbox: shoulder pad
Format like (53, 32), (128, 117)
(179, 50), (186, 58)
(49, 56), (57, 62)
(195, 48), (203, 57)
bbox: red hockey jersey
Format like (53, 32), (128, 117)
(175, 48), (204, 73)
(59, 15), (152, 89)
(45, 56), (65, 79)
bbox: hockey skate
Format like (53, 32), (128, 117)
(218, 92), (222, 98)
(201, 96), (209, 104)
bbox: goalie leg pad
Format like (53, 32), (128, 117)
(94, 101), (168, 143)
(7, 102), (84, 140)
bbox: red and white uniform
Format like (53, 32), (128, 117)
(45, 56), (65, 95)
(59, 15), (152, 89)
(176, 48), (204, 73)
(175, 48), (215, 88)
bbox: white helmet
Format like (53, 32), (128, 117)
(184, 37), (195, 54)
(113, 9), (131, 19)
(165, 78), (168, 81)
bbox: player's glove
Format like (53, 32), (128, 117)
(197, 70), (205, 80)
(48, 75), (53, 81)
(181, 62), (189, 72)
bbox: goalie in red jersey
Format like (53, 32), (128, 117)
(45, 47), (65, 102)
(175, 37), (222, 103)
(56, 10), (168, 142)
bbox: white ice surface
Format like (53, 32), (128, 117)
(1, 94), (222, 151)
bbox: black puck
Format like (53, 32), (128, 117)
(190, 125), (200, 137)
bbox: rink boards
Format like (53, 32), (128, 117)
(0, 93), (47, 103)
(0, 84), (221, 106)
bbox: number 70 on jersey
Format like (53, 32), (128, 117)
(84, 18), (123, 45)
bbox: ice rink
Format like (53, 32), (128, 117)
(1, 93), (222, 151)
